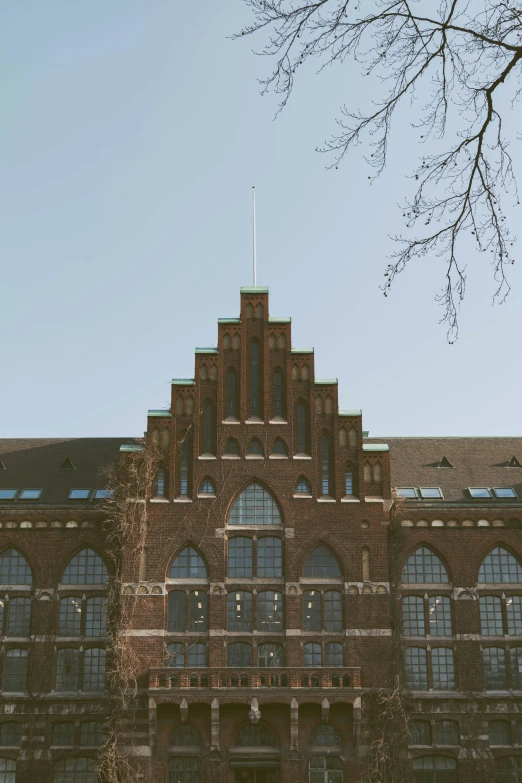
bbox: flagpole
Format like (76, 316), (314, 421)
(252, 186), (257, 287)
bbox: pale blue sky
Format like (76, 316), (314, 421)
(1, 0), (521, 438)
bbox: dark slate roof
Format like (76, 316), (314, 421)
(0, 438), (134, 506)
(366, 437), (522, 503)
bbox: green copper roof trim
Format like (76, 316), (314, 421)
(171, 379), (196, 385)
(362, 444), (389, 452)
(148, 409), (172, 417)
(195, 347), (218, 354)
(240, 286), (269, 294)
(315, 378), (338, 385)
(291, 348), (314, 354)
(218, 318), (241, 324)
(120, 445), (145, 452)
(339, 410), (362, 417)
(268, 317), (291, 323)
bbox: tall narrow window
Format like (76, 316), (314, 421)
(303, 591), (321, 631)
(257, 537), (282, 577)
(227, 370), (237, 418)
(250, 342), (260, 418)
(188, 591), (208, 631)
(180, 438), (189, 496)
(432, 647), (455, 690)
(273, 369), (284, 418)
(228, 538), (253, 578)
(82, 648), (106, 691)
(227, 592), (253, 632)
(324, 591), (342, 632)
(168, 592), (186, 632)
(55, 649), (79, 692)
(156, 468), (165, 497)
(257, 591), (283, 631)
(203, 402), (214, 454)
(297, 402), (308, 454)
(405, 647), (428, 689)
(345, 465), (353, 496)
(321, 434), (331, 496)
(483, 647), (507, 689)
(362, 547), (371, 582)
(3, 649), (28, 692)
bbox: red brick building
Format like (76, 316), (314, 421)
(1, 287), (521, 783)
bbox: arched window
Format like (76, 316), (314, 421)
(82, 648), (105, 691)
(203, 401), (214, 454)
(277, 334), (286, 350)
(310, 725), (341, 747)
(297, 402), (309, 454)
(316, 397), (323, 415)
(247, 438), (264, 456)
(79, 721), (104, 746)
(405, 647), (429, 689)
(55, 648), (79, 691)
(401, 548), (449, 584)
(257, 591), (283, 631)
(210, 364), (217, 381)
(363, 462), (372, 483)
(303, 546), (341, 578)
(5, 597), (31, 637)
(168, 592), (185, 632)
(169, 547), (207, 579)
(258, 643), (283, 667)
(0, 549), (32, 585)
(373, 463), (382, 483)
(432, 648), (455, 689)
(179, 436), (190, 496)
(224, 438), (240, 456)
(189, 590), (207, 631)
(166, 643), (184, 668)
(409, 720), (431, 745)
(227, 369), (237, 418)
(228, 483), (281, 526)
(273, 369), (284, 418)
(480, 595), (503, 635)
(348, 427), (358, 448)
(156, 468), (165, 496)
(176, 396), (184, 415)
(321, 434), (331, 496)
(186, 397), (194, 416)
(162, 429), (170, 448)
(483, 647), (507, 689)
(292, 364), (299, 381)
(295, 476), (311, 495)
(345, 464), (354, 496)
(170, 724), (200, 747)
(489, 719), (512, 745)
(227, 591), (252, 631)
(199, 477), (215, 494)
(227, 642), (252, 667)
(256, 303), (264, 319)
(435, 720), (460, 745)
(53, 758), (97, 783)
(223, 334), (231, 350)
(0, 723), (22, 747)
(303, 591), (321, 631)
(62, 549), (108, 585)
(269, 334), (276, 349)
(235, 724), (276, 747)
(257, 537), (282, 577)
(250, 341), (261, 418)
(304, 642), (322, 666)
(325, 396), (333, 414)
(362, 547), (370, 582)
(309, 757), (342, 782)
(151, 427), (160, 444)
(233, 334), (240, 350)
(271, 438), (288, 456)
(52, 722), (75, 746)
(479, 547), (522, 583)
(188, 642), (207, 667)
(200, 365), (208, 381)
(339, 427), (347, 446)
(228, 538), (253, 578)
(326, 642), (344, 666)
(412, 757), (456, 782)
(301, 364), (309, 380)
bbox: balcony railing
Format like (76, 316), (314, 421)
(148, 667), (361, 690)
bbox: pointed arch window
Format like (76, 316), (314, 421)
(179, 436), (191, 496)
(303, 546), (341, 578)
(250, 341), (261, 418)
(199, 477), (215, 494)
(295, 477), (311, 495)
(479, 547), (522, 583)
(228, 482), (281, 526)
(339, 428), (347, 447)
(203, 401), (215, 454)
(273, 369), (284, 418)
(247, 438), (264, 457)
(0, 723), (22, 747)
(227, 369), (237, 419)
(62, 549), (108, 585)
(169, 547), (207, 579)
(345, 464), (354, 496)
(223, 334), (231, 350)
(271, 438), (288, 457)
(0, 549), (32, 585)
(224, 438), (240, 456)
(297, 402), (309, 454)
(321, 434), (331, 496)
(156, 468), (165, 497)
(363, 462), (372, 483)
(401, 547), (449, 584)
(348, 427), (358, 448)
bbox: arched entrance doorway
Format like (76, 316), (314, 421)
(230, 724), (280, 783)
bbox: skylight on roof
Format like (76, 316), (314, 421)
(493, 487), (518, 499)
(469, 487), (492, 499)
(68, 489), (91, 500)
(419, 487), (443, 499)
(396, 488), (417, 499)
(94, 489), (112, 499)
(19, 489), (43, 501)
(0, 489), (17, 501)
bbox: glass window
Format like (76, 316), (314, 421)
(480, 596), (504, 635)
(235, 724), (276, 747)
(297, 402), (308, 454)
(203, 402), (214, 454)
(429, 596), (452, 636)
(52, 723), (75, 746)
(409, 721), (431, 745)
(199, 478), (215, 494)
(224, 438), (240, 455)
(303, 547), (341, 578)
(412, 756), (456, 782)
(94, 489), (112, 500)
(419, 488), (443, 499)
(257, 591), (283, 631)
(179, 438), (189, 496)
(170, 725), (200, 747)
(309, 756), (343, 783)
(82, 648), (105, 691)
(345, 467), (353, 496)
(310, 725), (341, 747)
(166, 643), (184, 668)
(257, 537), (282, 578)
(432, 648), (455, 690)
(479, 547), (522, 583)
(0, 549), (32, 585)
(250, 341), (260, 417)
(296, 477), (311, 495)
(510, 647), (522, 689)
(435, 720), (459, 745)
(271, 438), (287, 456)
(85, 597), (107, 637)
(228, 483), (281, 526)
(62, 549), (108, 585)
(188, 643), (207, 668)
(469, 487), (492, 498)
(304, 642), (322, 667)
(405, 648), (428, 689)
(18, 489), (43, 501)
(517, 721), (522, 745)
(494, 757), (522, 783)
(3, 649), (28, 692)
(68, 489), (91, 500)
(274, 370), (284, 418)
(0, 723), (22, 747)
(55, 649), (79, 691)
(506, 596), (522, 635)
(396, 488), (417, 499)
(0, 490), (17, 501)
(483, 647), (507, 689)
(489, 720), (512, 745)
(6, 597), (31, 637)
(168, 592), (186, 632)
(493, 488), (518, 498)
(169, 547), (207, 579)
(403, 596), (425, 636)
(0, 759), (15, 783)
(53, 758), (97, 783)
(303, 591), (321, 631)
(325, 643), (343, 666)
(59, 597), (82, 636)
(227, 643), (252, 667)
(227, 370), (237, 418)
(227, 591), (252, 632)
(188, 591), (207, 631)
(156, 469), (165, 497)
(321, 434), (331, 496)
(228, 538), (252, 578)
(258, 643), (283, 667)
(324, 591), (342, 632)
(402, 548), (449, 584)
(79, 721), (104, 746)
(167, 757), (200, 783)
